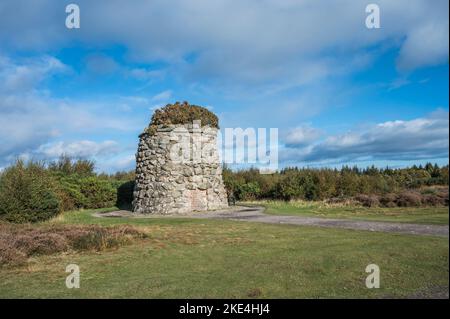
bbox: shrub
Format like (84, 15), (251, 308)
(420, 187), (437, 195)
(274, 175), (302, 201)
(435, 187), (449, 206)
(48, 155), (95, 176)
(380, 193), (397, 207)
(396, 191), (422, 207)
(0, 223), (67, 266)
(13, 232), (68, 256)
(63, 225), (144, 251)
(326, 197), (351, 205)
(0, 161), (61, 223)
(355, 194), (380, 207)
(303, 175), (320, 200)
(0, 223), (146, 267)
(236, 182), (261, 200)
(146, 101), (219, 134)
(55, 176), (88, 211)
(0, 240), (27, 266)
(422, 194), (445, 206)
(79, 177), (117, 209)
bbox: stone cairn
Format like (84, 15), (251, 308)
(132, 102), (229, 214)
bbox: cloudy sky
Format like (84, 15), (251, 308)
(0, 0), (448, 172)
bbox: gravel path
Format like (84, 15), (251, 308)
(95, 206), (449, 237)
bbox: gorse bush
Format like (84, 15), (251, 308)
(0, 158), (135, 223)
(0, 160), (61, 223)
(55, 176), (121, 211)
(235, 182), (261, 201)
(52, 158), (134, 211)
(55, 176), (87, 211)
(78, 177), (117, 209)
(48, 155), (95, 176)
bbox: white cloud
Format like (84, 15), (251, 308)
(0, 0), (447, 88)
(282, 110), (449, 164)
(148, 90), (173, 111)
(387, 77), (411, 91)
(0, 54), (144, 167)
(0, 55), (68, 93)
(397, 21), (449, 71)
(121, 95), (150, 104)
(100, 153), (136, 173)
(115, 95), (153, 112)
(15, 140), (131, 173)
(0, 1), (448, 171)
(0, 94), (140, 161)
(34, 140), (119, 158)
(284, 125), (322, 147)
(127, 68), (165, 80)
(151, 90), (172, 102)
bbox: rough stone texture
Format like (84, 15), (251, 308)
(132, 121), (228, 214)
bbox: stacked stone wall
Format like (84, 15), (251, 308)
(132, 121), (228, 214)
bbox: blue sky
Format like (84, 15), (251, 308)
(0, 0), (448, 172)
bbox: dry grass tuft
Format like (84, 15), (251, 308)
(247, 288), (263, 298)
(0, 223), (146, 267)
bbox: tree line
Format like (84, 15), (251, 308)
(0, 156), (448, 223)
(222, 163), (449, 202)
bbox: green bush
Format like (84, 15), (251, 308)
(236, 182), (261, 200)
(55, 176), (88, 211)
(0, 161), (61, 223)
(1, 156), (448, 223)
(0, 158), (133, 221)
(224, 164), (448, 205)
(274, 175), (303, 201)
(48, 155), (95, 176)
(79, 177), (117, 209)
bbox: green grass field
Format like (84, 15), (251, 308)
(249, 201), (449, 225)
(0, 207), (448, 298)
